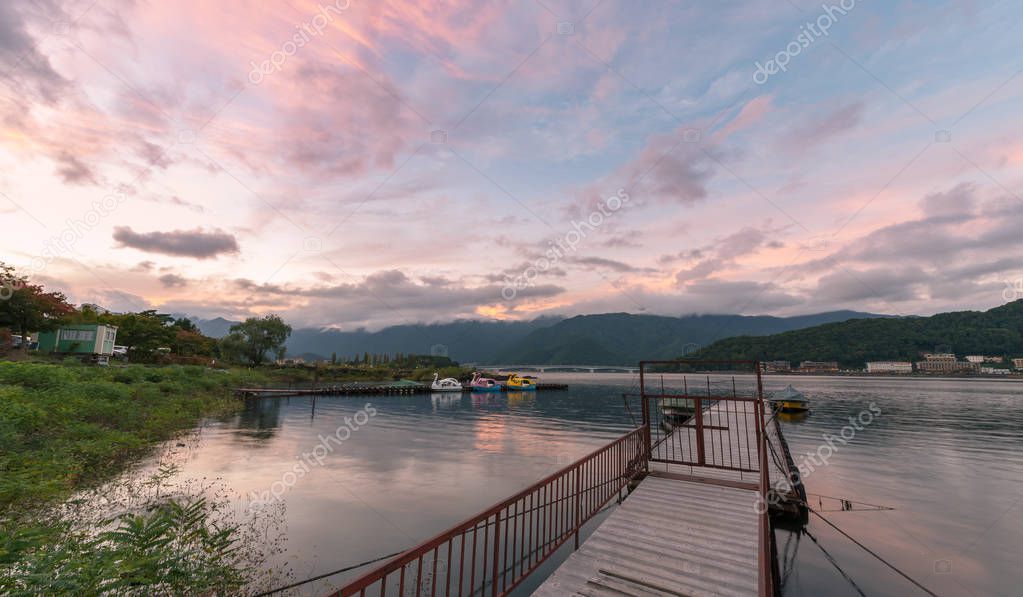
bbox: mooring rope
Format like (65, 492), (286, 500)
(806, 506), (941, 597)
(803, 527), (869, 597)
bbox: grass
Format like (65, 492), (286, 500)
(0, 361), (269, 512)
(0, 361), (282, 594)
(0, 359), (471, 593)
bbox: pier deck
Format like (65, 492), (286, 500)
(535, 399), (778, 596)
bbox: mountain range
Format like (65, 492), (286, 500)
(183, 310), (884, 365)
(696, 300), (1023, 366)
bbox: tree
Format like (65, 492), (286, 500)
(227, 315), (292, 365)
(107, 311), (174, 359)
(172, 329), (215, 357)
(171, 317), (200, 334)
(0, 263), (75, 351)
(331, 352), (337, 366)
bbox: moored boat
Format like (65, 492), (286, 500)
(470, 372), (502, 392)
(505, 373), (537, 391)
(431, 373), (463, 392)
(769, 385), (810, 413)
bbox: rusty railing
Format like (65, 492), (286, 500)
(333, 426), (646, 597)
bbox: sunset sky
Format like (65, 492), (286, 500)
(2, 0), (1022, 329)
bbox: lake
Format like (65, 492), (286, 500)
(141, 374), (1023, 596)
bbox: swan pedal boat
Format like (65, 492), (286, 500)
(469, 372), (502, 392)
(431, 373), (463, 392)
(505, 373), (537, 390)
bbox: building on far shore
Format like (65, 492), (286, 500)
(966, 355), (1003, 364)
(915, 353), (979, 374)
(980, 367), (1011, 375)
(761, 360), (792, 373)
(1013, 358), (1023, 370)
(866, 361), (913, 374)
(799, 361), (839, 373)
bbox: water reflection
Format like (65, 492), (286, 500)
(129, 373), (1021, 596)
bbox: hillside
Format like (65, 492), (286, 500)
(695, 301), (1023, 366)
(494, 311), (883, 365)
(186, 317), (560, 364)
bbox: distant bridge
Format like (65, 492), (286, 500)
(486, 364), (640, 373)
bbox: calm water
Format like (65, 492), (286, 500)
(146, 374), (1023, 596)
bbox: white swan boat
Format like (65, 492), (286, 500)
(431, 373), (463, 392)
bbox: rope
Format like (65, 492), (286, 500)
(803, 528), (868, 597)
(807, 506), (941, 597)
(251, 550), (405, 597)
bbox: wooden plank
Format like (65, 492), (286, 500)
(534, 477), (760, 597)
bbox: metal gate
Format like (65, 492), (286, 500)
(638, 360), (765, 473)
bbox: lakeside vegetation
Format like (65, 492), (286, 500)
(0, 262), (471, 593)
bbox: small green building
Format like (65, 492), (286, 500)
(37, 324), (118, 358)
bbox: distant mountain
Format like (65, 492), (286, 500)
(493, 311), (885, 366)
(182, 310), (885, 366)
(284, 319), (560, 363)
(695, 301), (1023, 366)
(186, 316), (237, 338)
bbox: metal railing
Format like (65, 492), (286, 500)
(333, 427), (646, 597)
(637, 360), (765, 474)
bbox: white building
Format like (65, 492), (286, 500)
(866, 361), (913, 374)
(966, 355), (1002, 364)
(980, 367), (1011, 375)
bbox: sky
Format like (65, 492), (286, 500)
(2, 0), (1022, 330)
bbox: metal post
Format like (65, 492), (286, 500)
(639, 363), (651, 462)
(693, 396), (705, 466)
(491, 511), (501, 597)
(573, 466), (582, 550)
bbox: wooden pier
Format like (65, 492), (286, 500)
(234, 382), (569, 398)
(535, 397), (795, 596)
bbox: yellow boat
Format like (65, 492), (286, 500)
(769, 385), (810, 413)
(505, 373), (537, 391)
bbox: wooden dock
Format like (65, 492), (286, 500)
(535, 398), (792, 596)
(234, 382), (569, 398)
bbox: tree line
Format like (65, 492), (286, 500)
(0, 262), (291, 366)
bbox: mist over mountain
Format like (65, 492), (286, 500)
(184, 310), (884, 365)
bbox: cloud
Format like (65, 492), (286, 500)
(231, 269), (565, 329)
(54, 152), (99, 185)
(668, 225), (781, 284)
(0, 2), (66, 105)
(783, 102), (864, 152)
(158, 273), (188, 288)
(113, 227), (240, 259)
(920, 182), (977, 218)
(572, 256), (646, 273)
(814, 267), (928, 303)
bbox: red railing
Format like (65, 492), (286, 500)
(333, 427), (646, 597)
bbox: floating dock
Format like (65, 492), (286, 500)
(535, 398), (787, 596)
